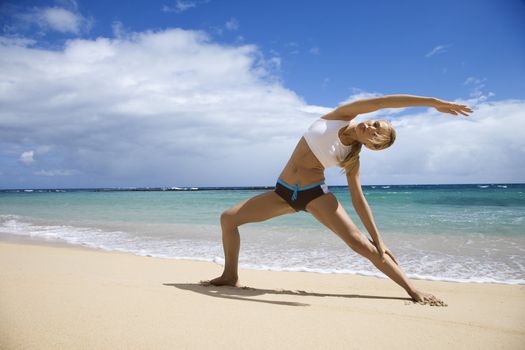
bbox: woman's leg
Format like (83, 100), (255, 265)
(203, 191), (296, 286)
(306, 194), (443, 304)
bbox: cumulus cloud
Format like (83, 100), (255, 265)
(5, 5), (93, 35)
(41, 7), (86, 33)
(425, 45), (449, 58)
(351, 100), (525, 185)
(0, 28), (321, 188)
(342, 89), (382, 103)
(338, 89), (406, 117)
(0, 27), (523, 188)
(19, 151), (35, 165)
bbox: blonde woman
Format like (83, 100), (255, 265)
(203, 94), (473, 305)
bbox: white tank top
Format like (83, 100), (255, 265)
(303, 118), (353, 168)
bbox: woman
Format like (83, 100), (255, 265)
(203, 94), (473, 305)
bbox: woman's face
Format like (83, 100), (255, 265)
(356, 120), (391, 150)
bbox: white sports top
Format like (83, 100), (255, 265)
(303, 118), (353, 168)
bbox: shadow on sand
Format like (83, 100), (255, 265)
(163, 282), (410, 307)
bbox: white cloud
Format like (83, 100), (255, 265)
(464, 76), (485, 86)
(111, 21), (126, 38)
(0, 36), (36, 47)
(8, 5), (92, 35)
(342, 89), (382, 103)
(42, 7), (82, 33)
(343, 100), (525, 185)
(1, 28), (523, 188)
(463, 76), (495, 104)
(425, 45), (449, 58)
(162, 0), (206, 13)
(19, 151), (35, 165)
(0, 28), (321, 187)
(34, 169), (77, 176)
(225, 18), (239, 31)
(338, 89), (406, 117)
(268, 56), (281, 69)
(36, 145), (53, 155)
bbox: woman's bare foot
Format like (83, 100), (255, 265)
(408, 289), (447, 307)
(200, 275), (240, 287)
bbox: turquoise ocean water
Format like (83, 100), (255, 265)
(1, 184), (524, 284)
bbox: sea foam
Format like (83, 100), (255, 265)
(1, 214), (524, 285)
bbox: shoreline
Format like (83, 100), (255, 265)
(1, 232), (523, 286)
(2, 232), (523, 286)
(1, 240), (524, 349)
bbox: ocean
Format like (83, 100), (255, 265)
(1, 183), (524, 285)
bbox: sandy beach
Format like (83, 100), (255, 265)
(1, 240), (524, 350)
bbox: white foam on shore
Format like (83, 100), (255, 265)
(1, 214), (524, 285)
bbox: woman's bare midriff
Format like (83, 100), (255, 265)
(278, 137), (326, 186)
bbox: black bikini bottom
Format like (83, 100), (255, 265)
(274, 178), (330, 212)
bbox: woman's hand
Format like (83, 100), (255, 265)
(369, 238), (399, 265)
(434, 99), (473, 116)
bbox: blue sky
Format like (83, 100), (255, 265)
(1, 0), (524, 188)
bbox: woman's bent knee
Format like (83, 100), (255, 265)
(220, 209), (237, 228)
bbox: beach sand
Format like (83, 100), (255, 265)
(1, 240), (524, 350)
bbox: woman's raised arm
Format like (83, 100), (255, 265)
(326, 94), (473, 119)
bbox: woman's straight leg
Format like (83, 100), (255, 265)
(306, 193), (443, 304)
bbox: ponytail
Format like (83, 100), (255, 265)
(339, 141), (363, 174)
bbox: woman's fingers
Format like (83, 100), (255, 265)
(437, 102), (473, 117)
(385, 249), (399, 265)
(455, 104), (473, 116)
(444, 107), (469, 116)
(453, 105), (472, 116)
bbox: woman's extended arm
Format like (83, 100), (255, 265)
(326, 94), (473, 120)
(346, 164), (389, 260)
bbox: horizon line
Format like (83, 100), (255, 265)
(1, 182), (523, 191)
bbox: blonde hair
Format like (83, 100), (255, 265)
(340, 120), (396, 174)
